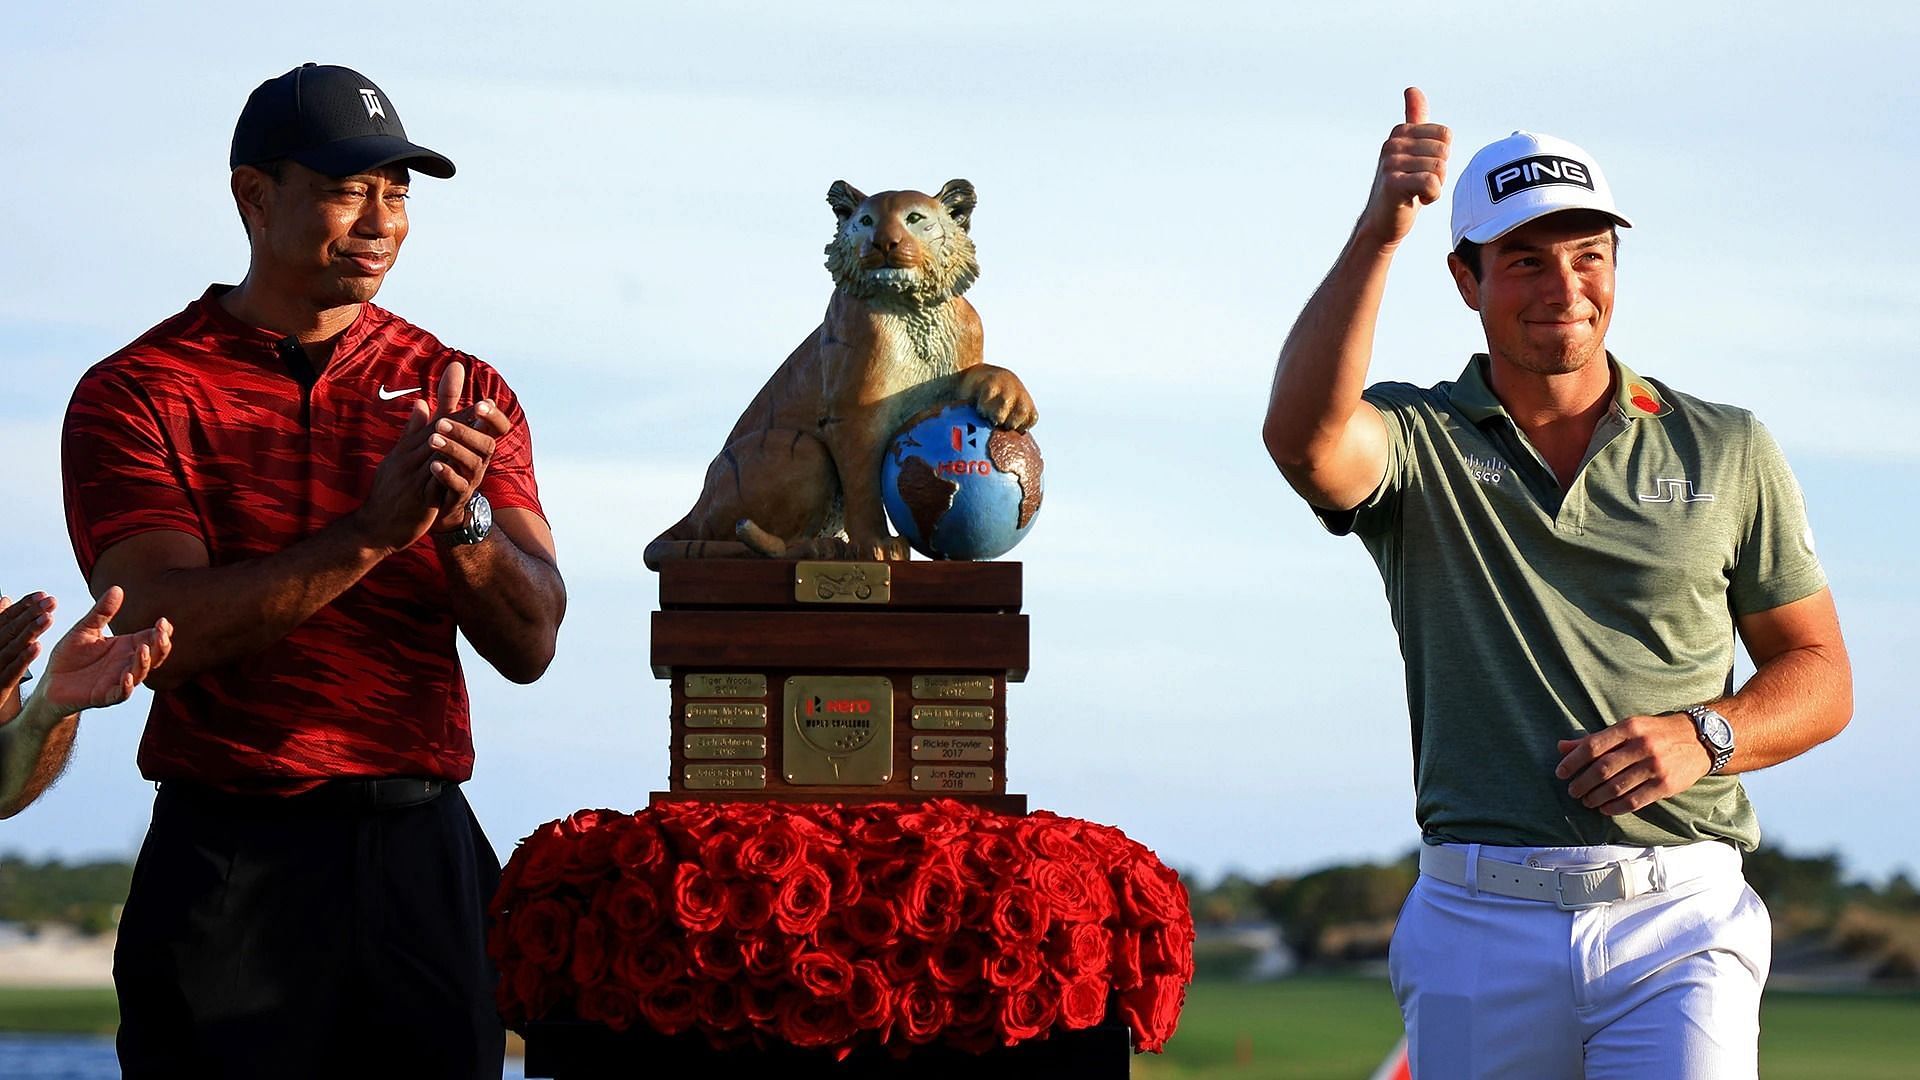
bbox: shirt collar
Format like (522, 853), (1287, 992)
(192, 284), (381, 361)
(1447, 353), (1666, 424)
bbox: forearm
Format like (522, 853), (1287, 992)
(1265, 229), (1398, 466)
(438, 529), (565, 684)
(0, 692), (79, 819)
(114, 517), (390, 690)
(0, 686), (19, 727)
(1712, 641), (1852, 774)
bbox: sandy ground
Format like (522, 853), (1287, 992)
(0, 926), (116, 988)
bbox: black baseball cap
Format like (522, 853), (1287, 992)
(230, 63), (455, 179)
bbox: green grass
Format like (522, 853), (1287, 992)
(0, 987), (118, 1035)
(3, 979), (1916, 1078)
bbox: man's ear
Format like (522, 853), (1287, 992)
(231, 166), (274, 236)
(1446, 252), (1482, 312)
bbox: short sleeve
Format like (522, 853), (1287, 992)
(62, 367), (206, 580)
(1729, 415), (1826, 615)
(461, 355), (545, 521)
(1312, 384), (1420, 538)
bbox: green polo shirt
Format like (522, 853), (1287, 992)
(1320, 355), (1826, 850)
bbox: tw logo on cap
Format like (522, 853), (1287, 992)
(358, 88), (385, 120)
(1486, 154), (1594, 203)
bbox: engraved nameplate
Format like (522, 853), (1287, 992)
(910, 766), (994, 792)
(911, 675), (996, 701)
(685, 674), (767, 699)
(685, 733), (767, 760)
(784, 675), (894, 785)
(911, 704), (996, 731)
(684, 764), (767, 790)
(911, 736), (993, 762)
(795, 561), (891, 605)
(684, 703), (768, 728)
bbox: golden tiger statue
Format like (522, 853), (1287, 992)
(644, 178), (1037, 567)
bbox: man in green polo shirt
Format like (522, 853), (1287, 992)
(1262, 88), (1851, 1079)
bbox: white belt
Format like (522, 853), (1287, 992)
(1417, 844), (1730, 910)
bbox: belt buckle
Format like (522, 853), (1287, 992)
(1553, 864), (1612, 910)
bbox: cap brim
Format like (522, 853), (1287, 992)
(1462, 205), (1632, 245)
(291, 134), (456, 179)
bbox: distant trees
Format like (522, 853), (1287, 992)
(0, 856), (134, 935)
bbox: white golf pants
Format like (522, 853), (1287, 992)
(1389, 841), (1770, 1079)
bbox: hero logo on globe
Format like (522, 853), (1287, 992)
(1486, 155), (1594, 203)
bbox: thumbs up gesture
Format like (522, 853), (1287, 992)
(1359, 87), (1452, 249)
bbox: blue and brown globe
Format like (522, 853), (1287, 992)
(881, 402), (1043, 560)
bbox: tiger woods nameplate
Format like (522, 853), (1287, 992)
(684, 764), (767, 790)
(784, 675), (894, 785)
(911, 735), (993, 762)
(911, 675), (996, 701)
(685, 733), (768, 760)
(911, 704), (996, 731)
(795, 561), (891, 605)
(684, 703), (769, 728)
(911, 766), (994, 792)
(685, 674), (768, 698)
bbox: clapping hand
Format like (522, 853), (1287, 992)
(0, 592), (55, 719)
(39, 587), (173, 714)
(423, 361), (513, 532)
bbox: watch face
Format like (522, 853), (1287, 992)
(1706, 714), (1732, 747)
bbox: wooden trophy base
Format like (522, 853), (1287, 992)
(650, 559), (1029, 810)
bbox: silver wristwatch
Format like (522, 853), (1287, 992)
(450, 492), (492, 546)
(1684, 704), (1735, 775)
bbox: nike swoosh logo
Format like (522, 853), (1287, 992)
(377, 385), (422, 400)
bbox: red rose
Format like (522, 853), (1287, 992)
(816, 845), (863, 907)
(846, 960), (894, 1032)
(845, 814), (905, 855)
(567, 818), (624, 885)
(869, 856), (916, 895)
(841, 896), (900, 948)
(998, 986), (1058, 1043)
(652, 801), (721, 850)
(569, 915), (611, 987)
(699, 831), (743, 876)
(1111, 929), (1144, 991)
(611, 937), (685, 993)
(985, 945), (1044, 991)
(510, 897), (575, 973)
(773, 864), (832, 936)
(689, 933), (745, 980)
(510, 959), (563, 1021)
(742, 980), (785, 1025)
(778, 994), (856, 1050)
(1120, 973), (1187, 1053)
(894, 980), (952, 1044)
(792, 949), (855, 999)
(928, 932), (986, 992)
(967, 831), (1023, 883)
(945, 989), (999, 1054)
(1050, 923), (1112, 977)
(672, 863), (727, 933)
(901, 864), (965, 942)
(882, 939), (931, 985)
(564, 808), (613, 835)
(1024, 819), (1080, 861)
(612, 819), (667, 875)
(695, 979), (746, 1031)
(575, 981), (638, 1032)
(597, 877), (664, 937)
(897, 806), (972, 844)
(737, 819), (807, 879)
(638, 983), (699, 1036)
(1141, 925), (1193, 979)
(721, 802), (776, 829)
(1059, 974), (1110, 1030)
(1117, 858), (1188, 927)
(740, 933), (794, 980)
(515, 822), (572, 894)
(724, 880), (775, 932)
(1029, 858), (1095, 921)
(990, 885), (1050, 946)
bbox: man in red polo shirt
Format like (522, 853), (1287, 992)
(61, 64), (567, 1077)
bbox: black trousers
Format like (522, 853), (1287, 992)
(114, 781), (506, 1079)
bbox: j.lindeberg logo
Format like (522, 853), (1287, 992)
(1637, 478), (1715, 504)
(1462, 452), (1506, 485)
(1486, 154), (1595, 203)
(358, 88), (385, 120)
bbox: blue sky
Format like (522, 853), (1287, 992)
(3, 2), (1915, 884)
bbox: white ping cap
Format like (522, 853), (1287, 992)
(1450, 130), (1633, 248)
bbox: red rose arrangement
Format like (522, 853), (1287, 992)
(489, 799), (1194, 1058)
